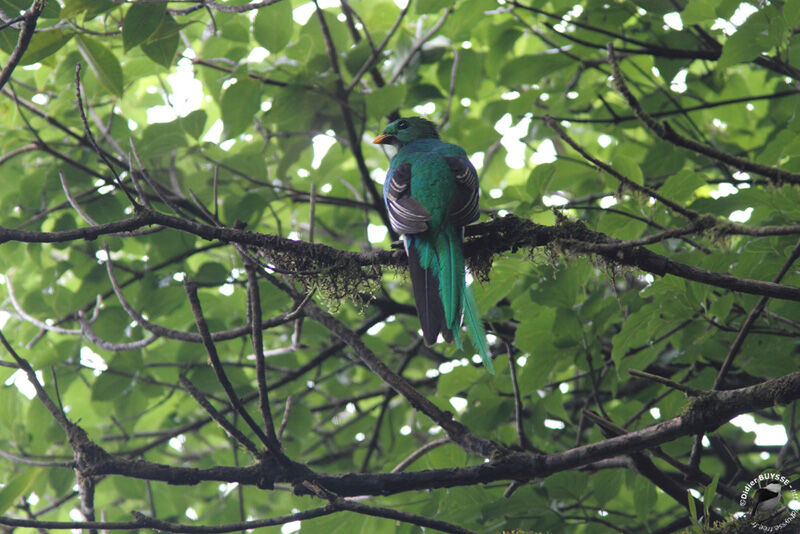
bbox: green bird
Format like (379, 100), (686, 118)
(373, 117), (493, 374)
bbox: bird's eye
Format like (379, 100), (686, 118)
(397, 120), (409, 130)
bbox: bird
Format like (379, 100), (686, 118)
(750, 482), (783, 519)
(372, 117), (493, 374)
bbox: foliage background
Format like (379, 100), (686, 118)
(0, 0), (799, 533)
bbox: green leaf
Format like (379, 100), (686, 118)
(633, 0), (676, 14)
(681, 0), (718, 24)
(596, 207), (647, 241)
(253, 0), (293, 53)
(609, 154), (643, 186)
(222, 192), (270, 226)
(92, 372), (133, 402)
(0, 27), (16, 55)
(41, 0), (61, 18)
(611, 304), (660, 373)
(365, 84), (406, 118)
(0, 386), (20, 434)
(48, 467), (74, 496)
(590, 469), (623, 506)
(436, 49), (483, 99)
(219, 147), (268, 183)
(658, 170), (705, 204)
(515, 303), (554, 356)
(219, 12), (251, 43)
(122, 2), (166, 51)
(6, 30), (74, 66)
(784, 0), (800, 28)
(416, 0), (454, 14)
(135, 274), (185, 320)
(633, 474), (657, 522)
(0, 0), (27, 15)
(535, 262), (589, 309)
(437, 364), (482, 398)
(688, 491), (700, 525)
(193, 262), (230, 285)
(141, 14), (181, 68)
(0, 0), (59, 18)
(499, 53), (573, 86)
(60, 0), (114, 20)
(92, 306), (134, 344)
(181, 109), (207, 139)
(703, 473), (720, 521)
(442, 0), (494, 41)
(717, 9), (774, 70)
(75, 35), (124, 96)
(709, 292), (734, 321)
(0, 468), (42, 515)
(138, 120), (188, 156)
(220, 78), (262, 139)
(526, 163), (556, 201)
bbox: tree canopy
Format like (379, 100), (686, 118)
(0, 0), (799, 533)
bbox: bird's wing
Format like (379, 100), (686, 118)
(445, 155), (480, 227)
(384, 162), (431, 234)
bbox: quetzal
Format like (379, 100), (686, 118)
(373, 117), (493, 374)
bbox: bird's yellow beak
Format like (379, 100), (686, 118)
(372, 134), (391, 144)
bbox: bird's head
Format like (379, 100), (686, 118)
(372, 117), (439, 148)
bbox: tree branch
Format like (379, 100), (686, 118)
(607, 44), (800, 186)
(0, 0), (45, 92)
(3, 210), (800, 303)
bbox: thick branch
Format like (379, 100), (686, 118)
(35, 371), (800, 497)
(2, 211), (800, 303)
(0, 0), (45, 92)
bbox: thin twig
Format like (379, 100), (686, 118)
(183, 279), (274, 450)
(277, 395), (293, 441)
(542, 115), (700, 221)
(6, 277), (82, 335)
(713, 237), (800, 389)
(59, 170), (99, 225)
(0, 505), (337, 532)
(336, 499), (477, 534)
(439, 49), (459, 128)
(607, 43), (800, 186)
(507, 344), (531, 449)
(628, 369), (705, 396)
(388, 8), (453, 85)
(345, 2), (410, 93)
(178, 375), (260, 456)
(103, 251), (301, 343)
(74, 64), (139, 208)
(77, 310), (159, 352)
(313, 0), (395, 239)
(391, 437), (451, 473)
(246, 265), (281, 452)
(0, 329), (71, 430)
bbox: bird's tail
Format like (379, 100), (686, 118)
(409, 228), (493, 374)
(407, 234), (450, 346)
(438, 226), (493, 374)
(462, 284), (494, 374)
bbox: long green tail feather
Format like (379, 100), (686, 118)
(439, 228), (462, 346)
(443, 225), (492, 373)
(462, 284), (494, 374)
(415, 226), (492, 373)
